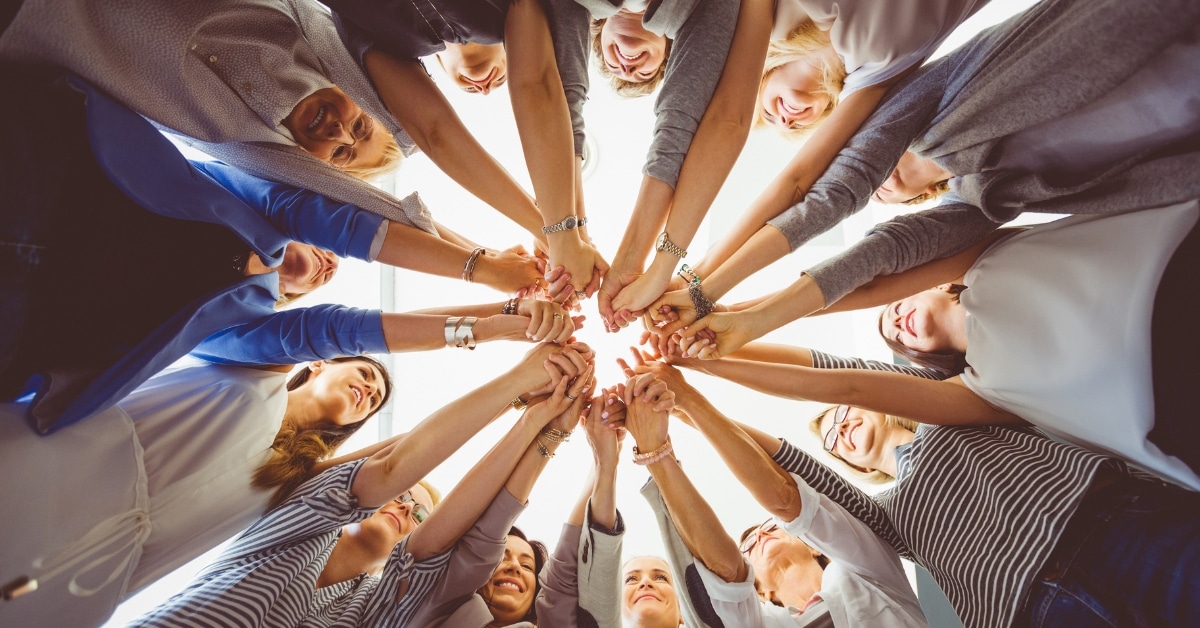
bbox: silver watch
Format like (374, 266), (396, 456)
(542, 215), (579, 235)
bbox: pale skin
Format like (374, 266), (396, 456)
(598, 0), (774, 331)
(315, 347), (595, 590)
(621, 557), (683, 628)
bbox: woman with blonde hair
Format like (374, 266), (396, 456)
(621, 556), (683, 627)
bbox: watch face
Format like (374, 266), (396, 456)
(564, 216), (577, 230)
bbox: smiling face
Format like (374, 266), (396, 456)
(599, 10), (668, 83)
(759, 57), (833, 131)
(282, 87), (388, 170)
(818, 406), (893, 473)
(276, 243), (339, 296)
(880, 285), (968, 354)
(437, 43), (508, 95)
(874, 151), (953, 204)
(741, 523), (823, 609)
(478, 535), (539, 623)
(298, 359), (389, 429)
(621, 557), (681, 627)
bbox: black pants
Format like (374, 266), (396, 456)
(1147, 210), (1200, 473)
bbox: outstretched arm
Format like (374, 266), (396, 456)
(624, 374), (748, 583)
(362, 51), (546, 242)
(604, 0), (774, 323)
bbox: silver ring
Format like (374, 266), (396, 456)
(575, 290), (587, 299)
(552, 312), (564, 319)
(566, 392), (578, 400)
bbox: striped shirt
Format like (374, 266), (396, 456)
(773, 429), (1126, 628)
(131, 460), (453, 627)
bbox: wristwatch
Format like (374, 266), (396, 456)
(542, 215), (579, 235)
(656, 231), (688, 259)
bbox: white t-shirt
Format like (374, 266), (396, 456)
(960, 202), (1200, 491)
(772, 0), (988, 96)
(695, 475), (927, 627)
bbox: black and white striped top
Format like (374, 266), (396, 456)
(791, 350), (1131, 627)
(130, 460), (453, 627)
(773, 428), (1124, 628)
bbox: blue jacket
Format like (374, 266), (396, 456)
(26, 78), (390, 434)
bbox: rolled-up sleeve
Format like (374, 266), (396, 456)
(192, 305), (388, 365)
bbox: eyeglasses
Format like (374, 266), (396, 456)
(739, 519), (779, 555)
(398, 492), (431, 524)
(822, 405), (850, 454)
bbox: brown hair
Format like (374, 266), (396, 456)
(756, 19), (846, 138)
(253, 356), (394, 509)
(590, 18), (671, 98)
(808, 405), (917, 482)
(878, 284), (969, 375)
(900, 178), (952, 206)
(340, 133), (404, 181)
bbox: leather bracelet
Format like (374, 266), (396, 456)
(656, 231), (687, 259)
(688, 281), (715, 320)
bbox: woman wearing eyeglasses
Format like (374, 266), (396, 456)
(651, 343), (1200, 627)
(128, 345), (593, 627)
(620, 369), (925, 627)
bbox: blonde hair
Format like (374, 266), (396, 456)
(417, 479), (443, 507)
(341, 133), (404, 181)
(808, 405), (917, 483)
(757, 20), (846, 138)
(590, 18), (671, 98)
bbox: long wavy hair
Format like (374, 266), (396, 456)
(253, 356), (393, 509)
(756, 19), (846, 137)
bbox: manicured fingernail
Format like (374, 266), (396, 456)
(601, 412), (609, 420)
(582, 387), (591, 394)
(607, 398), (614, 405)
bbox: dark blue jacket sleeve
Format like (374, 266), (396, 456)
(191, 305), (389, 365)
(192, 160), (384, 260)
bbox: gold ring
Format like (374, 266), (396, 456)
(553, 313), (564, 319)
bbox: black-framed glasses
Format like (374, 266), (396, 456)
(822, 405), (850, 454)
(739, 519), (779, 555)
(398, 492), (430, 524)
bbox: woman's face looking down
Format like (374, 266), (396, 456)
(356, 484), (435, 560)
(282, 86), (389, 169)
(741, 522), (823, 609)
(621, 557), (682, 626)
(437, 43), (508, 94)
(881, 285), (966, 354)
(277, 243), (339, 296)
(600, 10), (668, 83)
(479, 534), (538, 622)
(759, 57), (832, 131)
(818, 406), (894, 474)
(874, 151), (950, 204)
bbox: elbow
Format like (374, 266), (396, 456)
(762, 475), (802, 521)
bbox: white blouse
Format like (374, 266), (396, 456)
(960, 201), (1200, 490)
(772, 0), (988, 96)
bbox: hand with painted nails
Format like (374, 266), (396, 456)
(622, 373), (673, 456)
(517, 299), (578, 343)
(546, 364), (594, 434)
(584, 388), (626, 469)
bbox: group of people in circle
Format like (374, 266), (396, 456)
(2, 0), (1198, 626)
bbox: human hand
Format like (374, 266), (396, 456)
(647, 288), (696, 337)
(547, 238), (607, 299)
(597, 266), (643, 332)
(519, 343), (595, 398)
(516, 298), (578, 344)
(677, 312), (752, 360)
(521, 370), (592, 430)
(583, 388), (627, 469)
(546, 365), (594, 434)
(472, 245), (545, 296)
(615, 344), (698, 411)
(540, 266), (580, 307)
(621, 373), (674, 453)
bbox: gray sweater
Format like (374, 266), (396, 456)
(548, 0), (740, 188)
(765, 0), (1200, 304)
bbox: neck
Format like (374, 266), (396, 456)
(781, 561), (825, 609)
(317, 535), (378, 589)
(243, 252), (271, 277)
(283, 389), (323, 430)
(877, 427), (916, 478)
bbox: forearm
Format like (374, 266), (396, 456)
(694, 175), (797, 281)
(353, 369), (541, 507)
(702, 226), (792, 300)
(363, 51), (545, 240)
(723, 342), (815, 366)
(409, 301), (509, 317)
(612, 176), (674, 270)
(588, 461), (619, 530)
(375, 221), (476, 279)
(566, 466), (596, 528)
(692, 359), (816, 401)
(647, 456), (748, 583)
(381, 312), (527, 351)
(409, 418), (545, 558)
(677, 392), (801, 520)
(736, 273), (828, 342)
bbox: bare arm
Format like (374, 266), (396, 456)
(362, 51), (545, 241)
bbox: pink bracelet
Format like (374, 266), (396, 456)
(633, 438), (673, 466)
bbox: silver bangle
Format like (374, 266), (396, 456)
(444, 316), (461, 348)
(462, 247), (486, 282)
(452, 316), (478, 350)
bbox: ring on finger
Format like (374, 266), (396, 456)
(552, 312), (564, 319)
(566, 392), (578, 400)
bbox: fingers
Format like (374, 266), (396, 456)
(584, 266), (602, 298)
(615, 357), (635, 379)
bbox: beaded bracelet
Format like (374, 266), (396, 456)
(632, 438), (673, 466)
(462, 247), (487, 282)
(502, 297), (520, 316)
(536, 437), (555, 459)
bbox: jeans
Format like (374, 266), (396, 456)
(1022, 475), (1200, 627)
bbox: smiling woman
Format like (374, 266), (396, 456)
(477, 528), (548, 624)
(621, 556), (683, 627)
